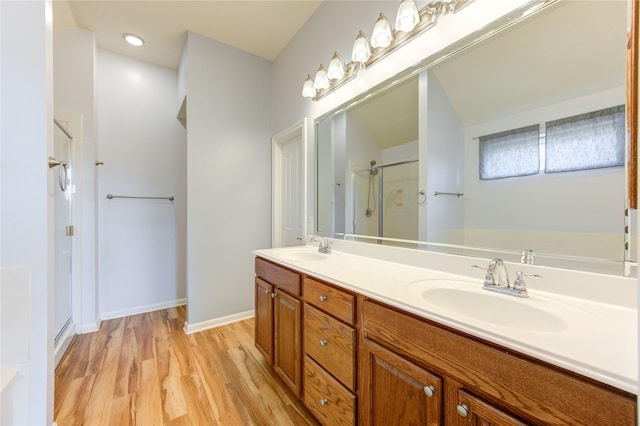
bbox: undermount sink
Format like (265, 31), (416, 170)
(275, 248), (328, 262)
(406, 279), (602, 334)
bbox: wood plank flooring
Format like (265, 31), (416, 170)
(54, 306), (319, 425)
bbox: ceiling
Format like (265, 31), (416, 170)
(53, 0), (323, 70)
(347, 0), (626, 150)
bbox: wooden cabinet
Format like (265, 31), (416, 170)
(360, 338), (442, 426)
(361, 298), (637, 425)
(254, 258), (302, 397)
(254, 277), (273, 363)
(255, 257), (637, 426)
(274, 288), (301, 394)
(303, 276), (357, 425)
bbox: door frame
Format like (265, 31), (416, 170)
(52, 111), (83, 367)
(272, 119), (307, 248)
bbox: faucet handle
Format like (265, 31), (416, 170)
(471, 264), (495, 286)
(513, 271), (542, 291)
(520, 249), (535, 265)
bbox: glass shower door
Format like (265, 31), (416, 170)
(52, 120), (72, 344)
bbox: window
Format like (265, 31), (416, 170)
(478, 105), (625, 180)
(479, 125), (540, 180)
(545, 105), (625, 173)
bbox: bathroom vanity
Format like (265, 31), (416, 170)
(253, 245), (637, 425)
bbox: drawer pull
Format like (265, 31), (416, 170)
(423, 385), (435, 397)
(456, 404), (469, 418)
(319, 295), (327, 302)
(320, 398), (328, 406)
(270, 292), (275, 299)
(320, 339), (328, 347)
(264, 288), (270, 294)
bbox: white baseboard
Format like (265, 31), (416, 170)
(54, 321), (76, 367)
(80, 320), (100, 334)
(100, 298), (187, 322)
(183, 310), (254, 334)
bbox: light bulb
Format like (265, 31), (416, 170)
(351, 30), (372, 64)
(327, 52), (346, 80)
(314, 65), (329, 90)
(302, 75), (316, 98)
(371, 13), (393, 48)
(395, 0), (420, 33)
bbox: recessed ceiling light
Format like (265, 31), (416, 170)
(123, 33), (144, 47)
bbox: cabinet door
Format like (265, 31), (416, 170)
(455, 390), (527, 426)
(360, 339), (442, 425)
(255, 278), (273, 364)
(274, 288), (302, 397)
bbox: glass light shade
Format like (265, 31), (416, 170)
(351, 30), (372, 64)
(301, 75), (316, 98)
(395, 0), (420, 33)
(314, 65), (330, 90)
(327, 52), (346, 80)
(371, 13), (393, 48)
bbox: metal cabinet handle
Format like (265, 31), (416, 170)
(320, 339), (328, 347)
(423, 385), (435, 397)
(264, 288), (270, 294)
(270, 292), (275, 299)
(319, 295), (327, 302)
(456, 404), (469, 418)
(320, 398), (328, 406)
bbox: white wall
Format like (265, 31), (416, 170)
(97, 49), (187, 318)
(53, 28), (99, 332)
(184, 31), (271, 328)
(424, 69), (465, 243)
(0, 0), (54, 423)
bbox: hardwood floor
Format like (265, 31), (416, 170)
(54, 306), (319, 425)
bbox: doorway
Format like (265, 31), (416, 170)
(272, 120), (307, 247)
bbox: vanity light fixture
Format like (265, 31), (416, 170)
(123, 33), (145, 47)
(301, 0), (473, 101)
(371, 13), (394, 48)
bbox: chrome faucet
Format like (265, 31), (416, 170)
(310, 232), (332, 254)
(472, 258), (541, 298)
(487, 258), (510, 288)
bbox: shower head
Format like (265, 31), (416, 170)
(369, 160), (379, 175)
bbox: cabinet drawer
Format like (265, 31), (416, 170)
(303, 355), (355, 426)
(304, 304), (355, 390)
(255, 257), (300, 296)
(304, 276), (354, 325)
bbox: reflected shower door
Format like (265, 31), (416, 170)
(353, 161), (419, 240)
(353, 168), (379, 236)
(53, 121), (72, 344)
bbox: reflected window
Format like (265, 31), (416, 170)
(479, 125), (540, 180)
(545, 105), (625, 173)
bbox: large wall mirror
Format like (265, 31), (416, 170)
(316, 0), (637, 276)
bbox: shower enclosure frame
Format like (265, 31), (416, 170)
(353, 159), (419, 238)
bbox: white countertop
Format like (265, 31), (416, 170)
(253, 245), (638, 394)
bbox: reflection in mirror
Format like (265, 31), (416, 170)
(316, 0), (636, 276)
